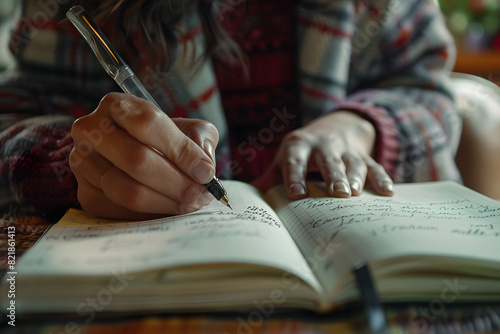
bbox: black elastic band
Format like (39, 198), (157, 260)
(353, 262), (388, 333)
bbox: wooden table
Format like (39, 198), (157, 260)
(454, 49), (500, 85)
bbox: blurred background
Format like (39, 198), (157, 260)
(0, 0), (498, 83)
(0, 0), (17, 73)
(440, 0), (500, 85)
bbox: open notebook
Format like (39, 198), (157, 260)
(2, 180), (500, 316)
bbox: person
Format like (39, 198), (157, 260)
(0, 0), (462, 220)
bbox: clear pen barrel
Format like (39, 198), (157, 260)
(116, 68), (161, 110)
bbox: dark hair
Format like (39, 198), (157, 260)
(75, 0), (243, 78)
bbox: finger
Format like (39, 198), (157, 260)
(72, 116), (208, 207)
(342, 152), (368, 196)
(69, 147), (113, 189)
(101, 93), (216, 184)
(313, 135), (351, 198)
(74, 161), (213, 219)
(364, 156), (394, 196)
(281, 132), (312, 199)
(313, 151), (351, 198)
(172, 118), (219, 164)
(75, 176), (165, 221)
(100, 162), (210, 215)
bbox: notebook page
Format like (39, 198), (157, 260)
(266, 181), (500, 292)
(16, 181), (322, 292)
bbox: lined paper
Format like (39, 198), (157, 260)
(17, 181), (322, 292)
(266, 181), (500, 292)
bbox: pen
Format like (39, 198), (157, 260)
(66, 5), (232, 210)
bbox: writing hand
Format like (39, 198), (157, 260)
(252, 111), (394, 199)
(70, 93), (218, 220)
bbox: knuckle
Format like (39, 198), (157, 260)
(71, 117), (87, 139)
(203, 122), (219, 141)
(187, 121), (220, 145)
(68, 148), (81, 170)
(327, 155), (343, 166)
(356, 118), (376, 138)
(146, 113), (168, 144)
(104, 93), (149, 122)
(197, 120), (218, 135)
(134, 105), (159, 133)
(120, 182), (146, 212)
(344, 155), (366, 172)
(317, 155), (342, 171)
(322, 133), (342, 144)
(71, 117), (82, 133)
(172, 139), (194, 167)
(284, 130), (310, 143)
(98, 93), (122, 117)
(100, 92), (121, 107)
(126, 146), (153, 177)
(284, 156), (305, 169)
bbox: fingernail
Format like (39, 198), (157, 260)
(197, 188), (213, 206)
(350, 180), (361, 193)
(379, 181), (393, 192)
(289, 183), (306, 196)
(204, 141), (216, 164)
(191, 159), (215, 184)
(334, 181), (351, 197)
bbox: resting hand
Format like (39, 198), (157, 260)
(252, 111), (394, 198)
(70, 93), (218, 220)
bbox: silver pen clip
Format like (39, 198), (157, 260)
(66, 5), (124, 79)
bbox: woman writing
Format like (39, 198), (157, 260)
(0, 0), (461, 219)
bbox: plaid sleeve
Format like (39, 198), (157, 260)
(333, 0), (462, 183)
(0, 68), (102, 217)
(0, 115), (79, 216)
(0, 0), (118, 216)
(0, 68), (93, 216)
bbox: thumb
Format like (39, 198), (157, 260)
(172, 118), (219, 164)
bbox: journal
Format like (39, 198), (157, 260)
(3, 180), (500, 315)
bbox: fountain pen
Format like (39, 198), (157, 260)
(66, 5), (232, 210)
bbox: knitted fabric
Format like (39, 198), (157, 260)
(0, 0), (462, 216)
(0, 116), (77, 215)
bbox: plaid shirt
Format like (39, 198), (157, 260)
(0, 0), (462, 215)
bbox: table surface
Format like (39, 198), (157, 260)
(1, 207), (499, 334)
(454, 49), (500, 85)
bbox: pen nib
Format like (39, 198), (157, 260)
(220, 195), (233, 211)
